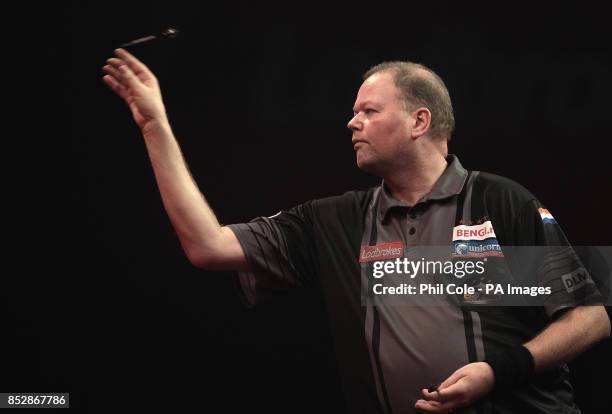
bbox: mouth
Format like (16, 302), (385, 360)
(352, 140), (367, 150)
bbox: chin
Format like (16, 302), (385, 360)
(356, 156), (382, 177)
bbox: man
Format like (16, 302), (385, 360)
(103, 50), (610, 413)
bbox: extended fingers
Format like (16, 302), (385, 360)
(102, 73), (125, 96)
(103, 62), (123, 81)
(114, 48), (155, 82)
(105, 61), (140, 87)
(102, 63), (128, 95)
(102, 61), (127, 98)
(106, 57), (125, 70)
(103, 59), (130, 87)
(102, 62), (141, 101)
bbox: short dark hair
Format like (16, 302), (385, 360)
(363, 61), (455, 141)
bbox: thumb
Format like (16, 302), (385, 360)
(431, 381), (465, 403)
(439, 369), (465, 390)
(421, 370), (466, 402)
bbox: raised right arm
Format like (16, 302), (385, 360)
(103, 48), (247, 271)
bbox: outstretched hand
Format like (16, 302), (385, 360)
(102, 48), (167, 131)
(415, 362), (494, 413)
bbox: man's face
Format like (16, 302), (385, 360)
(347, 72), (415, 175)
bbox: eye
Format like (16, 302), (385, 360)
(364, 108), (377, 114)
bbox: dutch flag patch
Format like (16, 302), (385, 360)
(538, 208), (557, 224)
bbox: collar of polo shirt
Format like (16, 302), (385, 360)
(378, 154), (469, 220)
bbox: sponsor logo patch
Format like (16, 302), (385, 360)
(359, 241), (404, 263)
(452, 221), (503, 258)
(453, 221), (497, 241)
(452, 240), (504, 258)
(561, 267), (594, 293)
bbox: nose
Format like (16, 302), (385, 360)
(347, 114), (362, 131)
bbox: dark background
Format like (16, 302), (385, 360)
(5, 2), (610, 412)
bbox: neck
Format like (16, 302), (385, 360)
(383, 154), (448, 206)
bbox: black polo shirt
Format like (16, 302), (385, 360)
(228, 155), (601, 414)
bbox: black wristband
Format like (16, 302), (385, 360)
(483, 345), (535, 390)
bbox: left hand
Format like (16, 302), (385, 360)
(414, 362), (494, 413)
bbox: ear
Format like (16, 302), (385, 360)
(410, 107), (432, 139)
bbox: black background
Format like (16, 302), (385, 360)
(6, 2), (610, 412)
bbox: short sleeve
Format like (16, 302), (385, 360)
(509, 199), (603, 318)
(227, 202), (317, 307)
